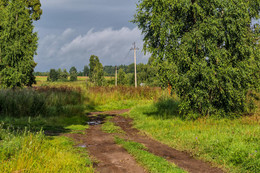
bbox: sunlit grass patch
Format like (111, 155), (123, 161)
(65, 124), (89, 134)
(85, 86), (163, 111)
(0, 125), (94, 173)
(115, 137), (186, 173)
(101, 117), (125, 134)
(127, 102), (260, 173)
(65, 124), (89, 131)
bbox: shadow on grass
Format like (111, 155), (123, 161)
(0, 114), (90, 136)
(144, 98), (183, 120)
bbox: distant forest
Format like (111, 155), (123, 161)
(34, 59), (161, 87)
(34, 63), (145, 77)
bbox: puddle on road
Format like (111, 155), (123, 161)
(76, 144), (87, 148)
(87, 121), (102, 125)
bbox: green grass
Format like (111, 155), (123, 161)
(0, 114), (89, 133)
(127, 102), (260, 173)
(34, 77), (164, 112)
(115, 137), (186, 173)
(0, 86), (84, 118)
(65, 124), (89, 134)
(84, 86), (163, 111)
(65, 124), (89, 131)
(101, 117), (124, 134)
(0, 125), (94, 173)
(0, 79), (168, 172)
(0, 85), (95, 173)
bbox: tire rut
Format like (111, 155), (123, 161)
(68, 109), (146, 173)
(112, 115), (225, 173)
(68, 109), (225, 173)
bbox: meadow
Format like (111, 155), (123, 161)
(0, 82), (94, 172)
(0, 77), (162, 172)
(126, 99), (260, 172)
(0, 77), (259, 172)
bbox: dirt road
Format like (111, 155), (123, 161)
(68, 110), (224, 173)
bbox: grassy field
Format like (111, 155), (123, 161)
(1, 77), (259, 172)
(35, 76), (164, 111)
(0, 124), (94, 173)
(126, 100), (260, 173)
(0, 77), (162, 172)
(0, 82), (94, 173)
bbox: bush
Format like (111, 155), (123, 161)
(70, 72), (77, 81)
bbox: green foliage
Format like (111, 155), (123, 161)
(83, 65), (90, 76)
(23, 0), (42, 21)
(134, 0), (260, 116)
(115, 137), (186, 173)
(60, 69), (69, 80)
(47, 68), (69, 82)
(118, 68), (127, 85)
(69, 66), (78, 81)
(69, 66), (77, 74)
(33, 71), (48, 76)
(0, 0), (40, 88)
(89, 55), (105, 86)
(103, 65), (115, 76)
(101, 118), (124, 134)
(128, 103), (260, 172)
(0, 126), (94, 172)
(48, 69), (59, 82)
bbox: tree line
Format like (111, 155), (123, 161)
(1, 0), (259, 117)
(40, 55), (161, 87)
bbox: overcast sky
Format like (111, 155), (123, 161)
(34, 0), (148, 72)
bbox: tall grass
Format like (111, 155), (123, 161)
(0, 123), (94, 173)
(34, 76), (165, 111)
(0, 86), (83, 118)
(85, 86), (164, 111)
(87, 86), (161, 102)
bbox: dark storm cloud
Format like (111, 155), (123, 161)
(34, 0), (147, 72)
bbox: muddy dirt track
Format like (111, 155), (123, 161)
(68, 110), (224, 173)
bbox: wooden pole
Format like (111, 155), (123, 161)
(115, 66), (117, 86)
(131, 42), (139, 88)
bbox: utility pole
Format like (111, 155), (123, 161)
(115, 65), (117, 86)
(130, 42), (139, 88)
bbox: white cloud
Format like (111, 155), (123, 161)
(35, 27), (149, 71)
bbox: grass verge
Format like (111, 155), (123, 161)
(0, 125), (94, 173)
(115, 137), (186, 173)
(127, 102), (260, 173)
